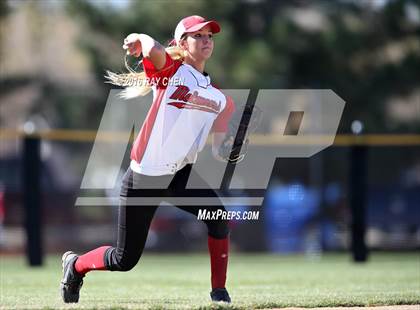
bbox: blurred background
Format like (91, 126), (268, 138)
(1, 0), (419, 262)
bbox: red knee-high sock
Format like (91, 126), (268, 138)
(74, 246), (111, 275)
(207, 236), (229, 289)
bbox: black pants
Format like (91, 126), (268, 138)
(104, 164), (229, 271)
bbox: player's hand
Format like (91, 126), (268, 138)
(123, 33), (142, 57)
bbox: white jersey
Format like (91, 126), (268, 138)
(130, 53), (235, 176)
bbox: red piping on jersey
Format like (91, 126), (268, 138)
(130, 88), (167, 163)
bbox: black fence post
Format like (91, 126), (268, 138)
(23, 135), (43, 266)
(350, 144), (368, 262)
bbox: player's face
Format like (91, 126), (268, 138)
(181, 25), (214, 61)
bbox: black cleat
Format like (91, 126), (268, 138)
(210, 288), (231, 303)
(60, 251), (84, 303)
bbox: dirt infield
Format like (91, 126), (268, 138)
(277, 306), (419, 310)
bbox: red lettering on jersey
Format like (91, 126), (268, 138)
(169, 86), (222, 114)
(169, 85), (189, 101)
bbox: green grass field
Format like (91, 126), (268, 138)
(1, 252), (419, 309)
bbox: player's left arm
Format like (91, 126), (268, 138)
(212, 132), (232, 162)
(211, 96), (236, 162)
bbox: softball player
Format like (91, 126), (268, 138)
(60, 15), (235, 303)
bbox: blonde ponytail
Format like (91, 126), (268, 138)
(105, 45), (185, 99)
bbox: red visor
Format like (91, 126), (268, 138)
(174, 15), (220, 44)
